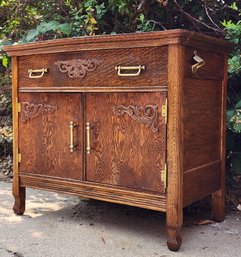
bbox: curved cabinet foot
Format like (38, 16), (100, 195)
(166, 227), (182, 251)
(13, 187), (26, 215)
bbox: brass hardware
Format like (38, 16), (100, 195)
(18, 153), (22, 163)
(86, 122), (92, 154)
(192, 50), (205, 75)
(69, 121), (76, 152)
(162, 98), (168, 124)
(115, 65), (145, 76)
(17, 102), (21, 113)
(161, 163), (167, 190)
(28, 68), (48, 78)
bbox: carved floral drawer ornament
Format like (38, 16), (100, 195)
(54, 58), (102, 79)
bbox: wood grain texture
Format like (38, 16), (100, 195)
(18, 86), (168, 93)
(18, 93), (83, 180)
(12, 56), (26, 215)
(184, 48), (224, 80)
(166, 45), (184, 251)
(212, 55), (228, 222)
(86, 92), (167, 193)
(18, 47), (167, 88)
(19, 174), (167, 211)
(183, 79), (222, 171)
(183, 161), (221, 206)
(3, 29), (232, 57)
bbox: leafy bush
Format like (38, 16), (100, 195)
(1, 0), (241, 178)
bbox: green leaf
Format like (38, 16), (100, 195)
(139, 13), (145, 23)
(227, 109), (235, 123)
(230, 2), (238, 11)
(2, 55), (8, 68)
(59, 23), (72, 34)
(26, 29), (38, 41)
(235, 99), (241, 109)
(46, 20), (60, 31)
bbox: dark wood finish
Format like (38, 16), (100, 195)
(18, 86), (168, 93)
(20, 173), (167, 211)
(11, 56), (26, 215)
(86, 92), (166, 193)
(183, 78), (222, 171)
(166, 45), (184, 251)
(4, 30), (231, 251)
(212, 55), (228, 222)
(18, 47), (167, 88)
(183, 161), (221, 206)
(4, 30), (231, 57)
(18, 93), (83, 180)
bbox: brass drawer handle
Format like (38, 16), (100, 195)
(192, 50), (205, 75)
(70, 121), (76, 152)
(86, 122), (92, 154)
(115, 65), (145, 76)
(28, 68), (48, 78)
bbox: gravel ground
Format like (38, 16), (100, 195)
(0, 181), (241, 257)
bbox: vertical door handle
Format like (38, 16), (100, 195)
(70, 121), (76, 152)
(86, 122), (92, 154)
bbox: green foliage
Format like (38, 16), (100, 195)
(1, 0), (241, 175)
(23, 21), (72, 42)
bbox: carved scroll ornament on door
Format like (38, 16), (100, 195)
(114, 104), (159, 133)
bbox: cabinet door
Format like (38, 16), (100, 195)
(86, 93), (166, 193)
(18, 93), (83, 180)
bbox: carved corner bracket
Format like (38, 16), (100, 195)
(114, 104), (159, 132)
(21, 102), (58, 123)
(54, 58), (102, 79)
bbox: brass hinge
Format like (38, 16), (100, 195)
(18, 153), (21, 163)
(162, 98), (167, 124)
(17, 102), (21, 112)
(161, 163), (167, 191)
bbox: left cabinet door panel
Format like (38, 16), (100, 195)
(18, 93), (83, 180)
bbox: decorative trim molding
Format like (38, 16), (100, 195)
(114, 104), (159, 132)
(54, 58), (102, 79)
(21, 102), (57, 123)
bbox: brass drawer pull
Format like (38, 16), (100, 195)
(192, 50), (205, 75)
(86, 122), (92, 154)
(115, 65), (145, 76)
(70, 121), (76, 152)
(28, 68), (48, 78)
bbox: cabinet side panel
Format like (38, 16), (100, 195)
(183, 78), (222, 170)
(183, 56), (225, 206)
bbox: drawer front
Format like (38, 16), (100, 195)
(18, 47), (167, 88)
(184, 47), (224, 80)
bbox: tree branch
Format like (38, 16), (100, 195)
(173, 0), (223, 34)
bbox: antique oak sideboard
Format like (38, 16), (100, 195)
(4, 30), (231, 251)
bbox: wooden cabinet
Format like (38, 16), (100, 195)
(4, 30), (231, 251)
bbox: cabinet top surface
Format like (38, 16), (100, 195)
(4, 29), (232, 56)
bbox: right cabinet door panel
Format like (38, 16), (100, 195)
(86, 92), (167, 193)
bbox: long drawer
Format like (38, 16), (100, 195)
(18, 47), (168, 88)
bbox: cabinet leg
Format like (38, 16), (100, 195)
(13, 185), (26, 215)
(166, 225), (182, 251)
(212, 189), (225, 222)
